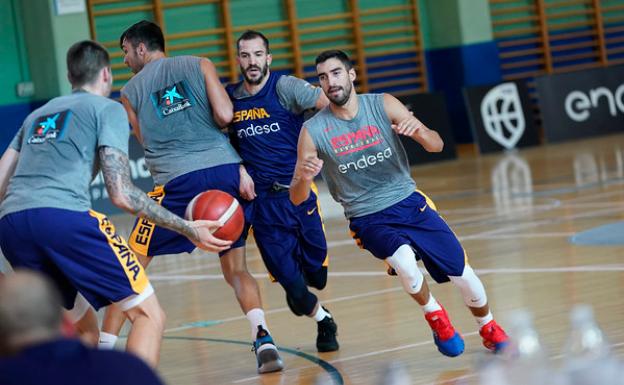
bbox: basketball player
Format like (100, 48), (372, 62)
(100, 21), (283, 373)
(290, 50), (509, 357)
(226, 30), (338, 352)
(0, 40), (228, 367)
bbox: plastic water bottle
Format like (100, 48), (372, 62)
(377, 362), (411, 385)
(501, 309), (551, 385)
(561, 305), (620, 385)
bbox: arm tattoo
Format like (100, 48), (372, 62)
(98, 146), (198, 241)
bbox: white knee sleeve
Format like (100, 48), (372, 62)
(449, 265), (487, 308)
(385, 245), (424, 294)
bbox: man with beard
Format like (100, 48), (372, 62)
(225, 30), (338, 352)
(99, 21), (283, 374)
(290, 50), (509, 357)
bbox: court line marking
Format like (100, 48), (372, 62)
(230, 331), (478, 384)
(164, 287), (402, 333)
(424, 341), (624, 385)
(152, 264), (624, 283)
(146, 192), (624, 277)
(162, 336), (344, 385)
(162, 263), (624, 334)
(147, 230), (580, 278)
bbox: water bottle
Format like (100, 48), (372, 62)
(501, 309), (551, 385)
(561, 304), (619, 385)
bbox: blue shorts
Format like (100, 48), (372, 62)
(244, 186), (328, 286)
(0, 208), (151, 311)
(349, 191), (467, 283)
(129, 163), (245, 257)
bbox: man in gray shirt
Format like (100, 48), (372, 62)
(291, 50), (509, 357)
(226, 30), (338, 353)
(100, 21), (283, 374)
(0, 40), (226, 367)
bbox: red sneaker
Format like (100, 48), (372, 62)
(425, 306), (464, 357)
(480, 320), (509, 353)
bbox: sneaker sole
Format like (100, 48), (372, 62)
(317, 342), (339, 352)
(434, 332), (464, 357)
(484, 340), (508, 353)
(257, 349), (284, 374)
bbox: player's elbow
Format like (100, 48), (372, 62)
(429, 140), (444, 153)
(214, 108), (233, 127)
(109, 192), (133, 212)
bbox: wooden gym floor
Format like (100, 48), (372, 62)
(15, 133), (624, 384)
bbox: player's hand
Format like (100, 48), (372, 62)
(187, 219), (232, 252)
(391, 116), (424, 137)
(297, 156), (323, 181)
(239, 165), (256, 200)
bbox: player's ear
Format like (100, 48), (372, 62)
(267, 53), (273, 66)
(137, 42), (147, 56)
(102, 66), (112, 82)
(349, 68), (356, 82)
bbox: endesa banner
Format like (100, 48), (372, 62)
(536, 65), (624, 143)
(464, 81), (539, 154)
(90, 135), (153, 216)
(398, 92), (457, 164)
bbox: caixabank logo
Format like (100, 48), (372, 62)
(28, 110), (72, 144)
(151, 81), (194, 118)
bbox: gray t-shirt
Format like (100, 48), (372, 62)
(0, 92), (129, 217)
(305, 93), (416, 218)
(230, 75), (321, 113)
(121, 55), (241, 186)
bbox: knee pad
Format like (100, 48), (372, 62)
(449, 265), (487, 308)
(283, 277), (318, 316)
(304, 267), (328, 290)
(385, 245), (424, 294)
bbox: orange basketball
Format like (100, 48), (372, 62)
(185, 190), (244, 242)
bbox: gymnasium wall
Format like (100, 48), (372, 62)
(1, 0), (622, 151)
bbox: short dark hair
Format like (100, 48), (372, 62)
(120, 20), (165, 52)
(66, 40), (110, 88)
(315, 49), (353, 70)
(236, 30), (270, 53)
(0, 270), (63, 344)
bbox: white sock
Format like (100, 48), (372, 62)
(476, 311), (494, 328)
(246, 308), (268, 340)
(98, 331), (118, 350)
(312, 305), (330, 322)
(421, 294), (442, 314)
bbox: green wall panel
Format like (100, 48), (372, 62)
(0, 0), (31, 105)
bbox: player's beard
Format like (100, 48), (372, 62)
(241, 62), (268, 85)
(327, 82), (352, 106)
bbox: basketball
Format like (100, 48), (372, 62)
(185, 190), (244, 242)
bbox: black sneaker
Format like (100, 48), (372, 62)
(252, 326), (284, 374)
(316, 309), (339, 352)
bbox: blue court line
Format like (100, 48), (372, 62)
(181, 320), (223, 328)
(163, 335), (344, 385)
(570, 221), (624, 246)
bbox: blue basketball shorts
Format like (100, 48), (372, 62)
(349, 191), (467, 283)
(244, 185), (328, 286)
(0, 208), (152, 311)
(128, 163), (245, 257)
